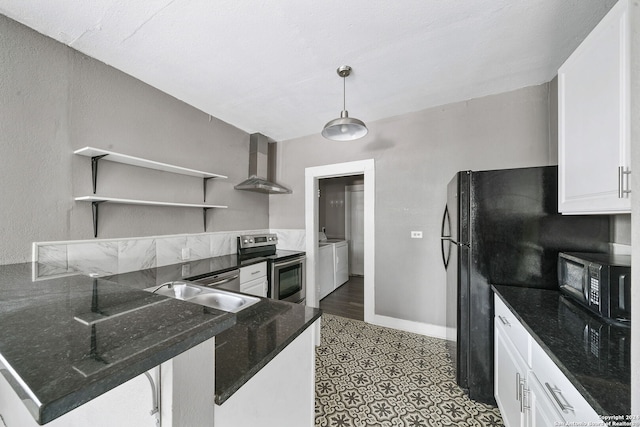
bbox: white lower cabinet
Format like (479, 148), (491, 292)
(240, 262), (267, 297)
(495, 323), (528, 427)
(0, 368), (160, 427)
(530, 335), (602, 425)
(527, 375), (565, 427)
(494, 296), (601, 427)
(213, 321), (317, 427)
(240, 276), (267, 297)
(0, 339), (217, 427)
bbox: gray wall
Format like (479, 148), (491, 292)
(0, 15), (268, 264)
(319, 176), (363, 239)
(271, 83), (557, 325)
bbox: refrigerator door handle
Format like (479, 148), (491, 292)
(440, 206), (452, 269)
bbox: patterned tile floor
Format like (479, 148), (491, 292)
(315, 314), (504, 427)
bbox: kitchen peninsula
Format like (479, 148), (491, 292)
(0, 260), (321, 426)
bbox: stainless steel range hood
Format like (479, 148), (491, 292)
(234, 133), (292, 194)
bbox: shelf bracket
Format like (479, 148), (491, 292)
(91, 154), (109, 194)
(203, 207), (212, 232)
(91, 201), (106, 238)
(203, 177), (215, 202)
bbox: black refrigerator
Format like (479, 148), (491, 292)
(441, 166), (610, 404)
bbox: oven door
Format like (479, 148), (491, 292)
(271, 257), (306, 303)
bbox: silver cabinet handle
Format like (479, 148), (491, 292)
(545, 382), (575, 414)
(251, 270), (260, 275)
(522, 384), (530, 412)
(618, 166), (631, 198)
(498, 315), (511, 327)
(516, 373), (527, 413)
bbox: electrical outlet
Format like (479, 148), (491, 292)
(181, 264), (190, 277)
(411, 231), (423, 239)
(181, 248), (190, 260)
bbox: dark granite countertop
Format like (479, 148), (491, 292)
(213, 298), (321, 404)
(104, 255), (322, 405)
(492, 285), (630, 416)
(0, 263), (235, 425)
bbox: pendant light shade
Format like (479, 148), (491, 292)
(322, 66), (368, 141)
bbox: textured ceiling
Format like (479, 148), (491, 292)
(0, 0), (616, 141)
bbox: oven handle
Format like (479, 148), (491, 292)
(273, 257), (306, 269)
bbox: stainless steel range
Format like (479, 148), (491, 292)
(238, 234), (306, 304)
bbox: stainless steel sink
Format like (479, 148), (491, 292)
(145, 281), (260, 313)
(187, 293), (248, 312)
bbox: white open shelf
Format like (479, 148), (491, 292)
(74, 146), (228, 179)
(74, 196), (228, 209)
(74, 147), (229, 237)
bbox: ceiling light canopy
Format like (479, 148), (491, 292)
(322, 66), (368, 141)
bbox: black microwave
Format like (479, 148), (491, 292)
(558, 252), (631, 323)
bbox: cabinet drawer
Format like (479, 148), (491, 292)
(531, 340), (602, 424)
(240, 262), (267, 283)
(494, 296), (530, 365)
(240, 276), (267, 297)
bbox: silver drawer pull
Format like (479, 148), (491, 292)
(498, 315), (511, 327)
(251, 270), (260, 275)
(545, 382), (575, 413)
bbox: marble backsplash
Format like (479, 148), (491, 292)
(33, 229), (305, 279)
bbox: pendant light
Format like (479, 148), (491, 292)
(322, 65), (368, 141)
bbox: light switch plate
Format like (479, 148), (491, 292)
(411, 231), (423, 239)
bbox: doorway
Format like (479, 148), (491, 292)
(316, 178), (364, 320)
(304, 159), (375, 323)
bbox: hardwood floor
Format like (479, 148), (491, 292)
(319, 276), (364, 321)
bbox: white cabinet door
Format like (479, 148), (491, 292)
(530, 337), (602, 425)
(241, 277), (267, 297)
(240, 262), (267, 283)
(0, 368), (160, 427)
(526, 375), (565, 427)
(214, 321), (317, 427)
(558, 0), (630, 214)
(495, 323), (527, 427)
(495, 297), (530, 365)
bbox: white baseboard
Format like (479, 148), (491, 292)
(370, 314), (453, 340)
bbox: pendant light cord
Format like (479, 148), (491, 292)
(343, 75), (346, 111)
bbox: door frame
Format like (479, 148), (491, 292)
(305, 159), (375, 323)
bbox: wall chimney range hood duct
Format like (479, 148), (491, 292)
(234, 133), (292, 194)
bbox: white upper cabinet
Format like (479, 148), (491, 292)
(558, 0), (630, 214)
